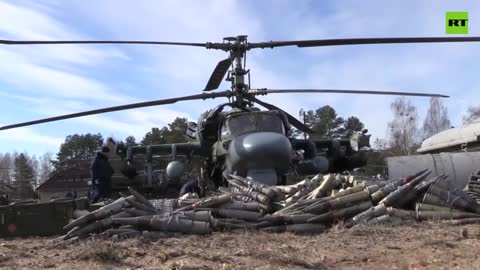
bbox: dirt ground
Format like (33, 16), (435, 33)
(0, 222), (479, 270)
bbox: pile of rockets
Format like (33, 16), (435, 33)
(58, 169), (480, 242)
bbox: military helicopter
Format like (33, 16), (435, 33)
(0, 35), (478, 196)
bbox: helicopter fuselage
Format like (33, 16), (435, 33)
(116, 107), (371, 192)
(212, 109), (293, 186)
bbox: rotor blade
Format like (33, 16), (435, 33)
(248, 89), (449, 98)
(249, 37), (480, 49)
(204, 58), (232, 91)
(0, 91), (231, 131)
(0, 39), (207, 47)
(250, 97), (313, 134)
(0, 39), (235, 51)
(5, 37), (480, 50)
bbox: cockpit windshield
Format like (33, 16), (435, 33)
(221, 112), (285, 139)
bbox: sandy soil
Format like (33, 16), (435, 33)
(0, 222), (479, 270)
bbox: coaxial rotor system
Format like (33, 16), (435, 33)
(1, 35), (477, 132)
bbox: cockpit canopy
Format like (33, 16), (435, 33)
(221, 111), (287, 140)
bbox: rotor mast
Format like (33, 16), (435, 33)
(225, 35), (250, 106)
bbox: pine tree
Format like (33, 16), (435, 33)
(344, 116), (365, 138)
(304, 105), (345, 138)
(141, 117), (188, 145)
(14, 153), (35, 199)
(125, 136), (137, 147)
(53, 133), (104, 170)
(300, 106), (364, 139)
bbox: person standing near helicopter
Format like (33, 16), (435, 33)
(90, 146), (114, 203)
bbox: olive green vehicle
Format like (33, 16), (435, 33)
(1, 35), (477, 199)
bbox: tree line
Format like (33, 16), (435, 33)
(382, 96), (471, 156)
(0, 152), (54, 198)
(0, 152), (53, 186)
(298, 106), (365, 139)
(0, 118), (190, 188)
(297, 96), (478, 157)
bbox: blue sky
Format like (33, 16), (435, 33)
(0, 0), (479, 156)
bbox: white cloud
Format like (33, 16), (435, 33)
(70, 107), (193, 140)
(0, 0), (134, 112)
(0, 1), (129, 65)
(255, 0), (480, 142)
(0, 123), (63, 146)
(66, 0), (266, 91)
(0, 49), (127, 102)
(0, 1), (71, 39)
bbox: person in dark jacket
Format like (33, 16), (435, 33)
(179, 179), (201, 197)
(90, 146), (114, 203)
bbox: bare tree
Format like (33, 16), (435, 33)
(373, 138), (387, 150)
(422, 97), (451, 139)
(463, 106), (480, 125)
(30, 154), (39, 188)
(0, 153), (13, 183)
(387, 97), (420, 155)
(38, 152), (54, 185)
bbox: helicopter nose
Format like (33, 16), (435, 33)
(228, 132), (292, 180)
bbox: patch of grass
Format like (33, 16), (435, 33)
(238, 244), (328, 270)
(75, 242), (123, 264)
(163, 259), (214, 270)
(423, 239), (457, 249)
(331, 220), (349, 232)
(274, 254), (328, 270)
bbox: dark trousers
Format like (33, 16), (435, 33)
(91, 178), (111, 204)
